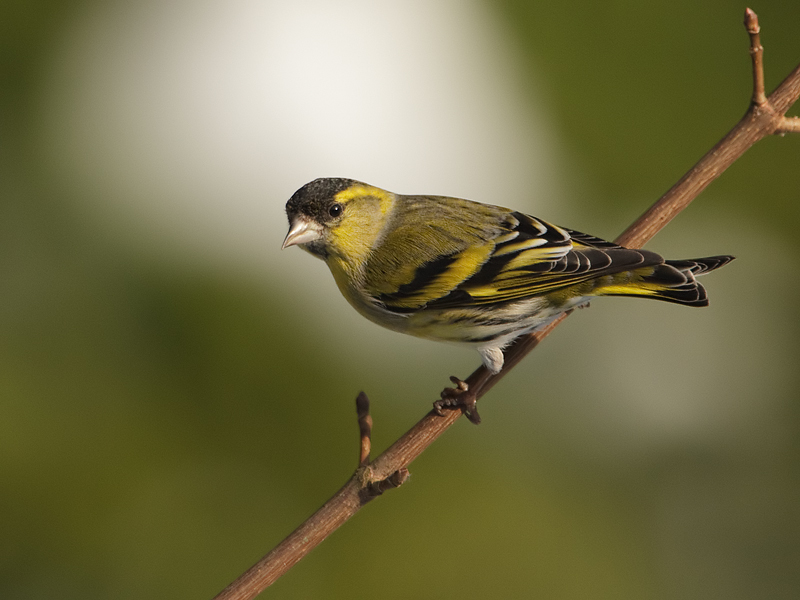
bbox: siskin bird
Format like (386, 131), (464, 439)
(283, 177), (733, 380)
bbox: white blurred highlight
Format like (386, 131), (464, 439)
(40, 0), (562, 270)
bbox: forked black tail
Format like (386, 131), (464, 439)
(604, 255), (735, 307)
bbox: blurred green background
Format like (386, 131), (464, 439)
(2, 1), (799, 598)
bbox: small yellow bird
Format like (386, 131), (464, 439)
(283, 178), (732, 419)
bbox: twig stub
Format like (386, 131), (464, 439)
(776, 116), (800, 134)
(356, 391), (372, 466)
(354, 392), (410, 502)
(364, 467), (411, 499)
(745, 8), (767, 106)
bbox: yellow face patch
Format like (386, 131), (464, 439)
(323, 185), (397, 277)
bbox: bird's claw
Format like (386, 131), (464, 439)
(434, 376), (481, 425)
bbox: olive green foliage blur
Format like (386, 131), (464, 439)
(2, 1), (799, 599)
(497, 0), (800, 222)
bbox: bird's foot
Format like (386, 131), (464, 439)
(434, 376), (481, 425)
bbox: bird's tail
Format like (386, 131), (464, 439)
(599, 255), (735, 307)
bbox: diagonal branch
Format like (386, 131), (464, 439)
(212, 9), (799, 600)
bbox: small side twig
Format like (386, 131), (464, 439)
(355, 393), (410, 500)
(356, 391), (372, 466)
(744, 8), (799, 135)
(745, 8), (767, 106)
(213, 10), (799, 600)
(775, 116), (800, 134)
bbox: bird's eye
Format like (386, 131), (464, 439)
(328, 203), (343, 218)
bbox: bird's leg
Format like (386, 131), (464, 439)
(434, 372), (491, 425)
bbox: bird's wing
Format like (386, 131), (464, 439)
(373, 211), (660, 313)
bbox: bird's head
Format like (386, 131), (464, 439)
(283, 178), (395, 267)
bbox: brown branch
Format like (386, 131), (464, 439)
(213, 10), (799, 599)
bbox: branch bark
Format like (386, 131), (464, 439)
(213, 9), (799, 599)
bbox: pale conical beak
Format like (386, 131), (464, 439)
(282, 217), (322, 249)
